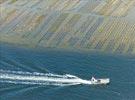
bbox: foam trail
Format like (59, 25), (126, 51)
(0, 70), (91, 86)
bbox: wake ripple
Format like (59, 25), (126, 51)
(0, 69), (89, 86)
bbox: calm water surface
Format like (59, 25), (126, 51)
(0, 44), (135, 100)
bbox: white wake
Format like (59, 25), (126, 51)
(0, 69), (91, 86)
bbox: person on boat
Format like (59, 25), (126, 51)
(91, 77), (97, 82)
